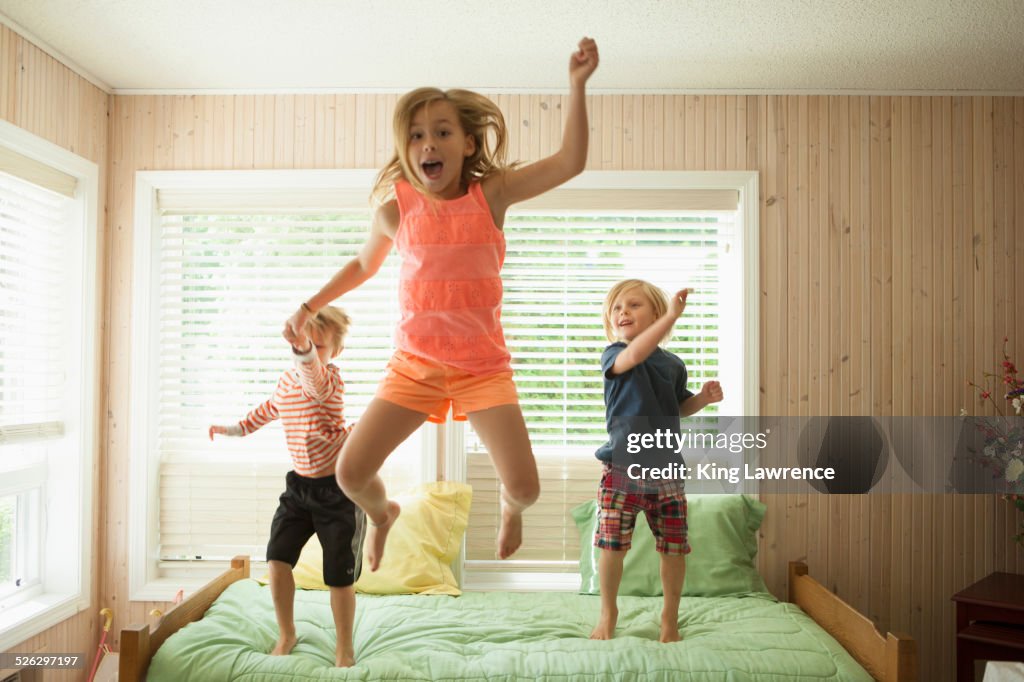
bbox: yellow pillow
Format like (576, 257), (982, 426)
(289, 537), (329, 590)
(262, 481), (472, 595)
(355, 480), (471, 596)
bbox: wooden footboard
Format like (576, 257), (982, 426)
(789, 562), (917, 682)
(118, 556), (250, 682)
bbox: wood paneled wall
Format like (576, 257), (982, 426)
(0, 24), (109, 681)
(102, 91), (1023, 681)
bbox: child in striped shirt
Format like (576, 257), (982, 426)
(208, 306), (365, 667)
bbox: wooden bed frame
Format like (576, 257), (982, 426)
(788, 562), (917, 681)
(119, 556), (251, 682)
(118, 557), (917, 681)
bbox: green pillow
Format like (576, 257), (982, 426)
(573, 494), (772, 598)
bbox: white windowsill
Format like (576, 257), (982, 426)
(131, 578), (208, 603)
(462, 572), (582, 593)
(0, 592), (84, 652)
(137, 573), (581, 599)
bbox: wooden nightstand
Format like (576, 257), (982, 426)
(953, 572), (1024, 681)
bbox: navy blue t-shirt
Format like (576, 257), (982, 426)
(595, 342), (695, 463)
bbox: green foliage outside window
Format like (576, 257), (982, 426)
(0, 497), (14, 586)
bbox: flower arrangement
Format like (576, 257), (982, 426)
(967, 337), (1024, 418)
(964, 337), (1024, 542)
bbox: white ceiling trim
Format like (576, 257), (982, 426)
(0, 12), (111, 94)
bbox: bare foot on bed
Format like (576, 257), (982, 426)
(497, 499), (523, 559)
(336, 649), (355, 667)
(659, 621), (682, 643)
(589, 610), (617, 640)
(270, 633), (297, 656)
(367, 500), (401, 571)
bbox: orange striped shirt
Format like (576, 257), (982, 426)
(235, 349), (349, 477)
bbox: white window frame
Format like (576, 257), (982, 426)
(0, 474), (42, 606)
(0, 119), (99, 650)
(453, 170), (760, 591)
(128, 168), (758, 598)
(128, 169), (439, 601)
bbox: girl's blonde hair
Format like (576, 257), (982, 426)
(308, 305), (351, 358)
(371, 88), (514, 205)
(602, 279), (671, 343)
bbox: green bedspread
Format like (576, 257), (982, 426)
(147, 580), (872, 681)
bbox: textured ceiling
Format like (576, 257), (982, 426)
(1, 0), (1022, 93)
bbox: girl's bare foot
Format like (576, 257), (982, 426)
(589, 610), (618, 640)
(270, 633), (297, 656)
(336, 649), (355, 667)
(367, 501), (401, 571)
(497, 498), (523, 559)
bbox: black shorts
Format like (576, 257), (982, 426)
(266, 470), (365, 587)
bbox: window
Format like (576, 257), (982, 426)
(454, 172), (759, 589)
(131, 171), (430, 597)
(0, 496), (13, 592)
(130, 169), (757, 597)
(0, 120), (99, 649)
(0, 487), (41, 602)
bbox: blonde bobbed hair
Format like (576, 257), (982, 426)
(307, 305), (351, 358)
(602, 279), (672, 344)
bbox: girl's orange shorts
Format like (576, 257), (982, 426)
(375, 350), (519, 423)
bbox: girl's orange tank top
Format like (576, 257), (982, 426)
(393, 179), (511, 376)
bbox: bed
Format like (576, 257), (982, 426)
(119, 557), (916, 681)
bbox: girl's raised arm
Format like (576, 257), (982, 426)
(284, 200), (399, 336)
(484, 37), (599, 215)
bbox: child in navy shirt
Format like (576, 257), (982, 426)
(590, 279), (723, 642)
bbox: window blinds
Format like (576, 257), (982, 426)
(0, 171), (70, 445)
(0, 146), (77, 200)
(154, 209), (422, 572)
(149, 182), (742, 580)
(464, 209), (737, 569)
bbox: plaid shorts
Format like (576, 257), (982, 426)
(594, 465), (691, 555)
